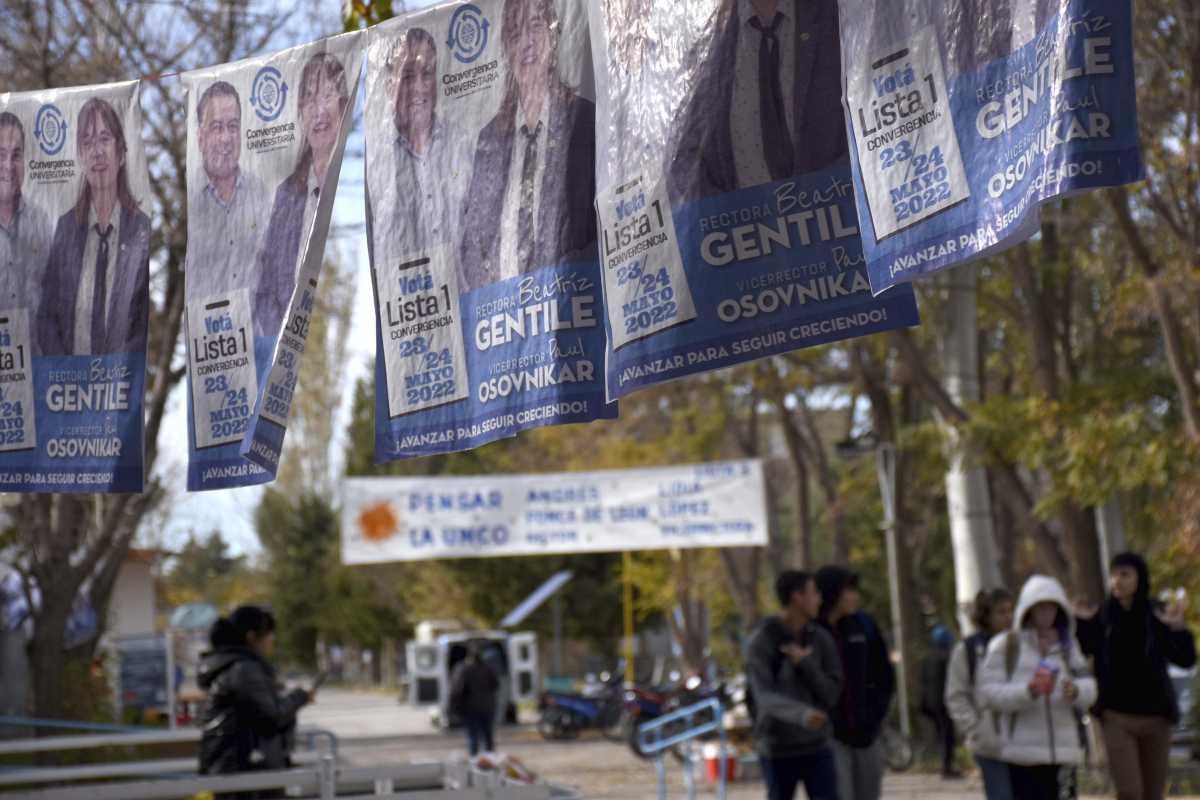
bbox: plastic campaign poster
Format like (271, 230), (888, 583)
(363, 0), (614, 462)
(585, 0), (920, 400)
(0, 81), (149, 492)
(342, 459), (767, 562)
(840, 0), (1143, 293)
(181, 32), (364, 490)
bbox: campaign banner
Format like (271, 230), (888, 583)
(364, 0), (614, 462)
(342, 459), (767, 562)
(840, 0), (1142, 292)
(585, 0), (920, 400)
(182, 32), (364, 490)
(0, 81), (149, 492)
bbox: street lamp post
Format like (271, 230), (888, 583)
(836, 435), (911, 739)
(874, 443), (910, 739)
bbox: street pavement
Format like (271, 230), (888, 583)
(296, 689), (1138, 799)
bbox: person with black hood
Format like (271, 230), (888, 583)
(815, 565), (896, 800)
(1074, 552), (1195, 800)
(197, 605), (313, 790)
(745, 569), (843, 800)
(449, 641), (500, 756)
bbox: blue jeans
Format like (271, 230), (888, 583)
(976, 755), (1013, 800)
(761, 747), (840, 800)
(463, 711), (494, 755)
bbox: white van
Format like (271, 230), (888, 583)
(405, 629), (538, 728)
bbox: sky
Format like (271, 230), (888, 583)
(151, 16), (393, 558)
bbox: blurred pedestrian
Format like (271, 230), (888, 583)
(198, 606), (313, 797)
(745, 570), (843, 800)
(450, 642), (500, 755)
(815, 566), (895, 800)
(978, 575), (1096, 800)
(1075, 552), (1196, 800)
(945, 587), (1015, 799)
(920, 624), (960, 779)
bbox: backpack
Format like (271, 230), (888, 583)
(745, 618), (791, 723)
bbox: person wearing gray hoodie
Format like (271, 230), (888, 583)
(745, 570), (843, 800)
(944, 587), (1015, 799)
(978, 575), (1097, 800)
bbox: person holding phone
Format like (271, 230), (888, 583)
(978, 575), (1096, 800)
(197, 606), (315, 792)
(745, 570), (842, 800)
(1074, 552), (1196, 800)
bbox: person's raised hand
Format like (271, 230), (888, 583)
(1156, 601), (1187, 631)
(1072, 598), (1099, 621)
(780, 643), (813, 665)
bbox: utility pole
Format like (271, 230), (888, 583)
(942, 270), (1002, 631)
(876, 444), (910, 738)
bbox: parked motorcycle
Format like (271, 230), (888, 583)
(537, 675), (625, 741)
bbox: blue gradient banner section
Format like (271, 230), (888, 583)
(372, 261), (615, 460)
(600, 165), (920, 399)
(0, 355), (145, 492)
(842, 0), (1142, 292)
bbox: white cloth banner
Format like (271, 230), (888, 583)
(342, 459), (767, 563)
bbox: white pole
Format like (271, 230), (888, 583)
(165, 630), (176, 730)
(876, 444), (910, 738)
(942, 270), (1002, 631)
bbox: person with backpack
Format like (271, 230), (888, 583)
(944, 587), (1015, 799)
(919, 624), (960, 779)
(745, 570), (843, 800)
(449, 642), (500, 756)
(1073, 552), (1196, 800)
(815, 566), (895, 800)
(978, 575), (1096, 800)
(198, 606), (313, 794)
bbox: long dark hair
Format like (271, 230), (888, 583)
(972, 587), (1014, 634)
(73, 97), (138, 225)
(287, 52), (350, 192)
(209, 605), (276, 649)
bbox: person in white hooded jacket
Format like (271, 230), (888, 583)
(978, 575), (1097, 800)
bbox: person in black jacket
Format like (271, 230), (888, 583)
(815, 566), (896, 800)
(198, 606), (313, 795)
(449, 642), (500, 756)
(919, 624), (960, 779)
(1074, 552), (1196, 800)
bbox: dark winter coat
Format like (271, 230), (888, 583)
(744, 615), (842, 757)
(819, 611), (896, 748)
(197, 646), (309, 775)
(1075, 554), (1196, 724)
(449, 658), (500, 717)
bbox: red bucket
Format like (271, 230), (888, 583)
(703, 746), (738, 783)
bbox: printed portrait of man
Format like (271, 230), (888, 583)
(669, 0), (848, 203)
(187, 80), (268, 301)
(0, 112), (51, 314)
(255, 51), (349, 338)
(369, 27), (471, 266)
(37, 97), (150, 356)
(458, 0), (597, 292)
(943, 0), (1056, 75)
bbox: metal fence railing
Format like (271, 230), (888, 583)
(635, 696), (728, 800)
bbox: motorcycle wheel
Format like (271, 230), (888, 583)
(538, 708), (578, 741)
(601, 707), (633, 742)
(627, 718), (656, 759)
